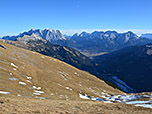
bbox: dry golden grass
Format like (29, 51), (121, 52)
(0, 41), (121, 100)
(0, 97), (152, 114)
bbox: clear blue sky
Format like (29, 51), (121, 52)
(0, 0), (152, 36)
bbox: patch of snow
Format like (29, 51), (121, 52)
(13, 68), (17, 71)
(26, 80), (31, 83)
(65, 95), (69, 101)
(17, 94), (21, 96)
(33, 86), (41, 90)
(79, 93), (90, 100)
(58, 74), (67, 81)
(126, 101), (150, 104)
(135, 104), (152, 109)
(0, 91), (10, 94)
(112, 76), (134, 92)
(50, 93), (54, 95)
(26, 76), (32, 80)
(36, 87), (41, 90)
(103, 101), (113, 103)
(58, 84), (62, 86)
(19, 81), (26, 85)
(118, 95), (143, 102)
(78, 91), (152, 109)
(9, 78), (18, 81)
(36, 96), (46, 100)
(104, 34), (109, 37)
(91, 97), (103, 101)
(72, 107), (80, 110)
(65, 87), (72, 91)
(11, 63), (18, 68)
(33, 93), (41, 95)
(34, 90), (44, 94)
(100, 95), (108, 99)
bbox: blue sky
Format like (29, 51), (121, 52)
(0, 0), (152, 36)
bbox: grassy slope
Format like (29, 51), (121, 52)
(0, 97), (152, 114)
(0, 41), (122, 100)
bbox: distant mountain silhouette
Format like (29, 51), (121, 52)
(2, 29), (152, 54)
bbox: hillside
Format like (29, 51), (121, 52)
(94, 43), (152, 93)
(0, 41), (122, 100)
(1, 97), (152, 114)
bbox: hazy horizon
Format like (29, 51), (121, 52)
(1, 28), (152, 37)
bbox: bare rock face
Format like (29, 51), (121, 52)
(28, 28), (66, 42)
(16, 34), (43, 44)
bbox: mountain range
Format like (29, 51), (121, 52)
(2, 29), (152, 54)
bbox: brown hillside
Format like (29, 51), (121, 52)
(0, 41), (122, 100)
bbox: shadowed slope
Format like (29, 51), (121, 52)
(94, 44), (152, 92)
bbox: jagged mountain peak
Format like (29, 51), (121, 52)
(2, 28), (66, 41)
(71, 30), (137, 39)
(79, 32), (90, 37)
(16, 34), (44, 44)
(2, 29), (152, 54)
